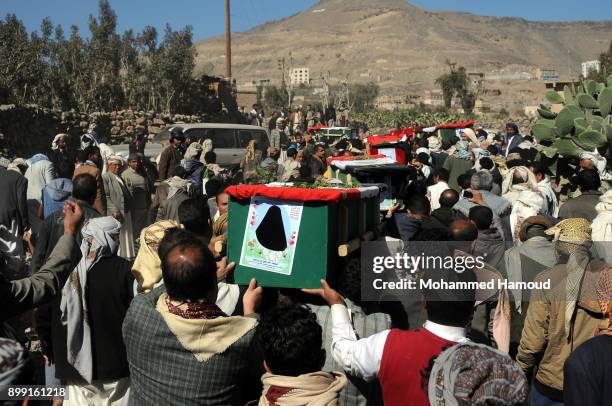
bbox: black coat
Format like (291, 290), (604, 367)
(564, 335), (612, 406)
(0, 167), (29, 232)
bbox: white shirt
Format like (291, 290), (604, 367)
(505, 135), (516, 156)
(427, 181), (450, 211)
(330, 304), (468, 382)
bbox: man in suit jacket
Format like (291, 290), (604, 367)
(504, 122), (523, 157)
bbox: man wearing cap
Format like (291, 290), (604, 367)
(157, 129), (184, 182)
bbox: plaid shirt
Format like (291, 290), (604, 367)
(123, 287), (255, 406)
(308, 300), (391, 406)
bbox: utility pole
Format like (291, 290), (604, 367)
(225, 0), (232, 79)
(287, 52), (294, 108)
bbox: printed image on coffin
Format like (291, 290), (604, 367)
(254, 204), (291, 252)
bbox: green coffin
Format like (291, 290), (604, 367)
(226, 185), (380, 288)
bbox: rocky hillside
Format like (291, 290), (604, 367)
(195, 0), (612, 104)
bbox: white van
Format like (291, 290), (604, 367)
(111, 123), (270, 168)
(153, 123), (271, 168)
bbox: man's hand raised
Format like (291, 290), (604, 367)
(243, 278), (263, 316)
(302, 279), (345, 306)
(63, 200), (83, 236)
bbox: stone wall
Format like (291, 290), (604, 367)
(0, 104), (217, 158)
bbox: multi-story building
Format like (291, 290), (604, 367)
(581, 60), (601, 78)
(290, 67), (310, 86)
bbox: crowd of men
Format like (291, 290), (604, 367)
(0, 118), (611, 406)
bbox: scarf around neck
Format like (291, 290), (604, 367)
(156, 292), (256, 362)
(59, 216), (121, 383)
(259, 371), (347, 406)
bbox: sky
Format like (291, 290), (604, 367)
(2, 0), (611, 41)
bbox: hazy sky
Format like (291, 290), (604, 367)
(2, 0), (611, 40)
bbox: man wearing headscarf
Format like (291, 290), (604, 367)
(155, 174), (192, 223)
(517, 218), (609, 405)
(270, 117), (289, 151)
(580, 151), (612, 186)
(240, 140), (263, 184)
(102, 155), (135, 259)
(59, 216), (134, 404)
(532, 163), (559, 217)
(427, 136), (448, 170)
(504, 122), (523, 157)
(50, 133), (74, 178)
(502, 166), (545, 240)
(25, 153), (56, 235)
(428, 342), (528, 405)
(564, 269), (612, 406)
(591, 190), (612, 264)
(81, 125), (115, 174)
(33, 179), (102, 395)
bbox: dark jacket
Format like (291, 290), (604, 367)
(308, 156), (327, 178)
(0, 167), (29, 232)
(394, 214), (448, 241)
(473, 228), (507, 271)
(37, 256), (134, 381)
(431, 206), (466, 227)
(506, 134), (524, 155)
(430, 151), (449, 171)
(558, 191), (602, 222)
(157, 145), (182, 181)
(564, 335), (612, 406)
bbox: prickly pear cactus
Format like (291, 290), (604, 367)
(533, 71), (612, 158)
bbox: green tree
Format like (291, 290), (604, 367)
(148, 24), (195, 113)
(263, 85), (289, 111)
(350, 82), (380, 113)
(86, 0), (122, 111)
(435, 60), (475, 112)
(587, 40), (612, 81)
(0, 14), (42, 104)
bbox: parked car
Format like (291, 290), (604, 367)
(112, 123), (270, 169)
(154, 123), (271, 168)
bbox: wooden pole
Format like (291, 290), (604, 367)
(225, 0), (232, 79)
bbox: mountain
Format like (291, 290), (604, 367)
(195, 0), (612, 107)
